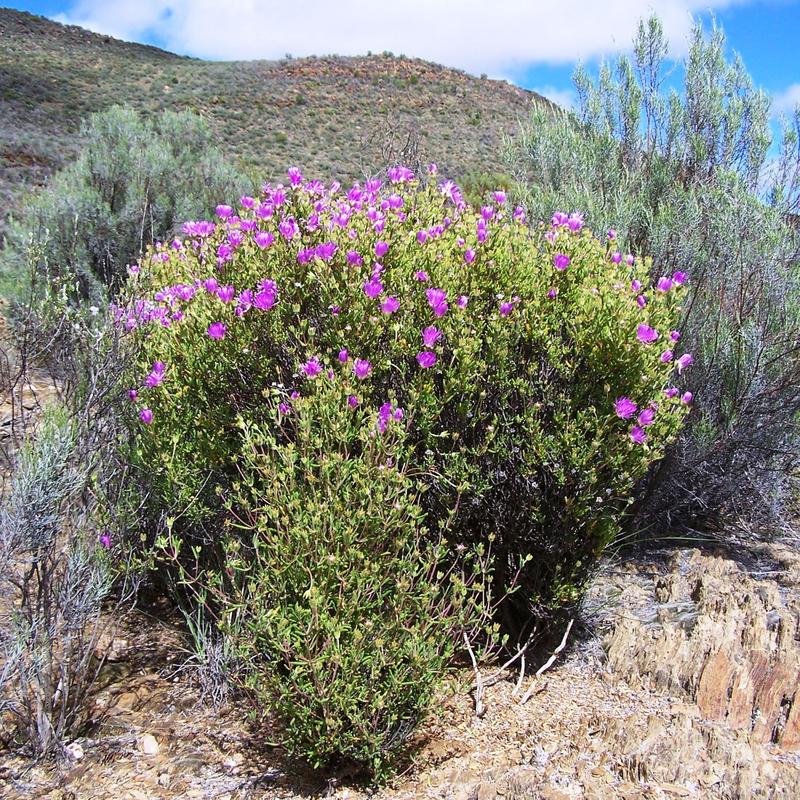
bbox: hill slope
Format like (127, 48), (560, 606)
(0, 8), (546, 233)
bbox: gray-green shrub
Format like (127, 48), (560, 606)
(504, 16), (800, 532)
(0, 105), (247, 302)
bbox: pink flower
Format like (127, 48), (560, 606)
(664, 387), (679, 399)
(670, 330), (681, 342)
(457, 295), (469, 308)
(426, 288), (448, 317)
(338, 349), (349, 362)
(636, 324), (659, 344)
(553, 254), (570, 271)
(415, 271), (429, 282)
(629, 426), (647, 444)
(381, 296), (400, 314)
(547, 288), (558, 299)
(638, 408), (656, 427)
(417, 351), (437, 369)
(139, 407), (154, 424)
(499, 302), (514, 317)
(417, 230), (428, 244)
(677, 353), (693, 373)
(660, 350), (674, 363)
(215, 204), (233, 218)
(353, 359), (372, 379)
(673, 271), (688, 285)
(301, 358), (323, 378)
(128, 389), (138, 401)
(363, 278), (383, 299)
(464, 249), (476, 263)
(614, 397), (637, 419)
(656, 276), (673, 292)
(637, 295), (648, 308)
(348, 395), (359, 408)
(681, 391), (694, 404)
(422, 326), (442, 347)
(98, 534), (111, 549)
(207, 322), (227, 340)
(607, 229), (617, 240)
(611, 251), (622, 264)
(375, 241), (389, 258)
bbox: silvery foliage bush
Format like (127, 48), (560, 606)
(505, 16), (800, 533)
(0, 406), (113, 757)
(0, 247), (138, 757)
(0, 105), (247, 302)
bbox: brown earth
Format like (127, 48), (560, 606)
(2, 541), (798, 800)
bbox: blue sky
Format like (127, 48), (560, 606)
(5, 1), (800, 116)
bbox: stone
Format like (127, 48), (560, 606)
(64, 741), (84, 761)
(137, 733), (160, 756)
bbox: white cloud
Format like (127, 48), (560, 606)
(533, 86), (577, 110)
(55, 0), (744, 76)
(772, 83), (800, 116)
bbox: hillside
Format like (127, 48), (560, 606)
(0, 8), (547, 236)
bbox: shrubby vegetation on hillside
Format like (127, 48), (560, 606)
(504, 17), (800, 533)
(0, 106), (246, 301)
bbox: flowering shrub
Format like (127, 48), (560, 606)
(121, 165), (690, 769)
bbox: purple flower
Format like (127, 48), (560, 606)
(607, 229), (617, 240)
(315, 241), (338, 262)
(611, 251), (622, 264)
(513, 206), (526, 223)
(217, 285), (235, 303)
(416, 230), (428, 244)
(553, 254), (570, 271)
(428, 162), (438, 175)
(636, 324), (659, 344)
(139, 407), (154, 424)
(660, 350), (674, 363)
(98, 533), (111, 549)
(128, 389), (138, 401)
(637, 294), (648, 308)
(493, 190), (507, 204)
(681, 391), (694, 404)
(631, 280), (642, 292)
(348, 395), (360, 408)
(301, 357), (323, 378)
(422, 326), (442, 348)
(415, 271), (429, 282)
(673, 271), (688, 285)
(676, 353), (693, 373)
(203, 277), (219, 293)
(330, 305), (341, 315)
(638, 408), (656, 427)
(547, 288), (558, 299)
(499, 302), (514, 317)
(457, 295), (469, 308)
(215, 204), (233, 218)
(381, 296), (400, 314)
(144, 361), (166, 388)
(374, 241), (389, 258)
(464, 249), (476, 264)
(353, 359), (372, 379)
(240, 195), (255, 209)
(426, 288), (448, 317)
(567, 212), (584, 231)
(278, 402), (291, 415)
(253, 286), (277, 311)
(417, 351), (437, 369)
(626, 254), (635, 266)
(664, 387), (679, 399)
(629, 426), (647, 444)
(614, 397), (637, 419)
(670, 330), (681, 342)
(255, 230), (275, 249)
(656, 276), (674, 292)
(346, 250), (364, 266)
(338, 349), (349, 363)
(287, 166), (303, 186)
(363, 278), (384, 299)
(279, 217), (299, 240)
(207, 322), (227, 340)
